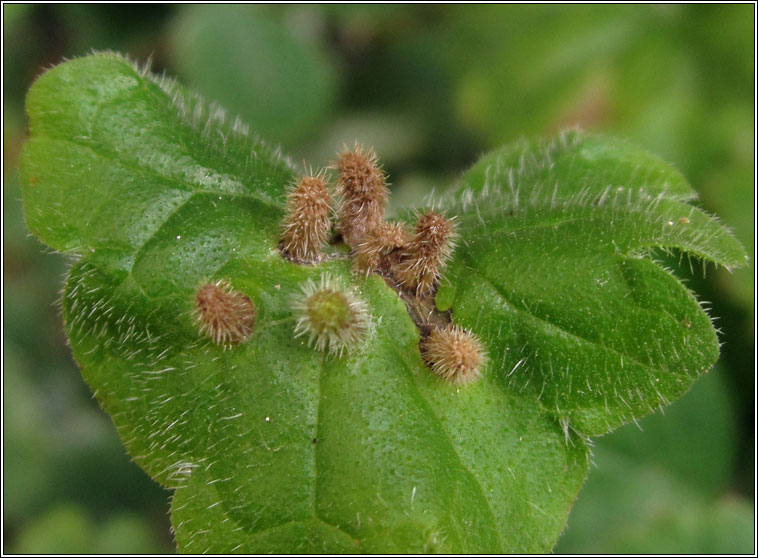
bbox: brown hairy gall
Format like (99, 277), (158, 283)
(194, 280), (256, 346)
(277, 145), (466, 364)
(353, 221), (411, 276)
(393, 210), (456, 297)
(280, 174), (333, 263)
(422, 325), (487, 385)
(334, 143), (389, 248)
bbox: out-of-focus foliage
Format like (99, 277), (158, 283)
(3, 150), (175, 554)
(441, 5), (755, 319)
(554, 366), (753, 554)
(3, 4), (753, 554)
(169, 5), (337, 146)
(13, 504), (166, 555)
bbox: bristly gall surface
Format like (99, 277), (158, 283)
(194, 280), (257, 346)
(280, 173), (333, 263)
(393, 210), (457, 297)
(334, 143), (389, 248)
(292, 273), (369, 356)
(422, 325), (487, 385)
(353, 220), (411, 276)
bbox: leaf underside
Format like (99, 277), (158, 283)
(20, 53), (745, 553)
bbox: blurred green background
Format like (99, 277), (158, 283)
(3, 4), (754, 554)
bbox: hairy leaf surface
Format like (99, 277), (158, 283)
(436, 131), (746, 435)
(20, 53), (744, 553)
(21, 53), (590, 553)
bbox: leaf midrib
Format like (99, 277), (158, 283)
(389, 343), (503, 551)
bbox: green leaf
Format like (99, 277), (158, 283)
(21, 53), (591, 553)
(436, 130), (746, 435)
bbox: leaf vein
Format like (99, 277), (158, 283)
(394, 344), (503, 549)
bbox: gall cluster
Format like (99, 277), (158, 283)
(280, 143), (458, 297)
(191, 143), (486, 385)
(278, 143), (486, 384)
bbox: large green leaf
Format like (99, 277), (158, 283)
(436, 130), (746, 436)
(21, 53), (588, 553)
(20, 53), (744, 553)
